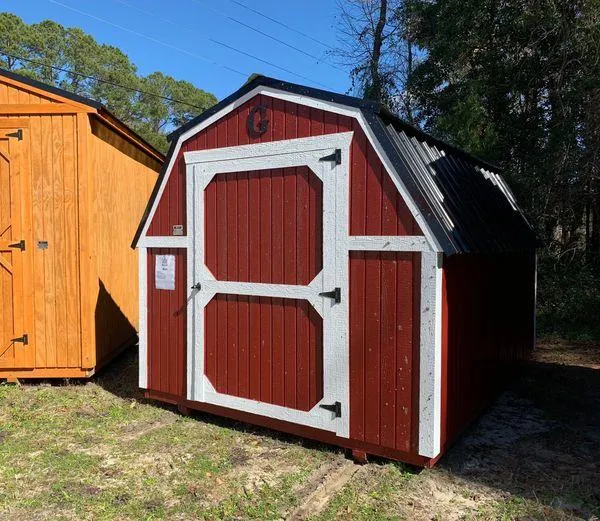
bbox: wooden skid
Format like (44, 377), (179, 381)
(0, 367), (95, 380)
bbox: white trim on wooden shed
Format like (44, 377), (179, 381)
(185, 132), (354, 438)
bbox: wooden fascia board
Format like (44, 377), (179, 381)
(0, 119), (30, 128)
(0, 103), (95, 115)
(0, 74), (96, 111)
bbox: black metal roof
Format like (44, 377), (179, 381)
(133, 75), (537, 254)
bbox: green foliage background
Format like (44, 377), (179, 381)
(397, 0), (600, 339)
(0, 13), (217, 152)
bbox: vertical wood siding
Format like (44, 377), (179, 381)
(349, 251), (420, 452)
(145, 93), (423, 453)
(205, 166), (322, 284)
(0, 81), (60, 105)
(440, 251), (536, 451)
(90, 119), (161, 365)
(205, 295), (323, 410)
(147, 94), (420, 237)
(203, 165), (325, 409)
(147, 248), (187, 397)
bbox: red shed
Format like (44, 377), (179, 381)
(132, 76), (537, 466)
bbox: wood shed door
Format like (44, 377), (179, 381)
(0, 125), (33, 369)
(187, 133), (352, 438)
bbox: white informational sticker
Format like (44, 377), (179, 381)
(155, 254), (176, 291)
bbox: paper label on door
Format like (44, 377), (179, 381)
(155, 254), (175, 290)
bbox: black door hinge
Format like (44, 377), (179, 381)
(8, 240), (25, 251)
(6, 129), (23, 141)
(319, 149), (341, 165)
(11, 334), (28, 345)
(319, 287), (341, 303)
(319, 401), (342, 418)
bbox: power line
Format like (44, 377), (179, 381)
(229, 0), (336, 52)
(0, 50), (207, 109)
(190, 0), (345, 72)
(110, 0), (333, 89)
(48, 0), (249, 78)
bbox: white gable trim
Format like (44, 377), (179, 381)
(136, 86), (442, 253)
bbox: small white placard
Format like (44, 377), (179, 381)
(155, 254), (175, 290)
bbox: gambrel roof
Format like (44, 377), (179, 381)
(133, 75), (537, 254)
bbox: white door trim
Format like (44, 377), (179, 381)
(186, 132), (353, 438)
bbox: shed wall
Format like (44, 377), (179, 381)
(440, 250), (536, 451)
(147, 94), (420, 237)
(147, 248), (187, 397)
(1, 77), (161, 377)
(0, 79), (60, 105)
(89, 118), (161, 366)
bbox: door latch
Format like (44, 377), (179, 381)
(11, 334), (28, 345)
(8, 240), (25, 251)
(319, 401), (342, 418)
(191, 283), (201, 291)
(319, 287), (341, 303)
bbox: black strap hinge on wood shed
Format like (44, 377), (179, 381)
(5, 129), (23, 141)
(11, 334), (28, 345)
(320, 401), (342, 418)
(319, 149), (341, 165)
(8, 240), (25, 251)
(319, 287), (341, 303)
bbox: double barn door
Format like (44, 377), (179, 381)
(185, 133), (353, 437)
(0, 122), (33, 369)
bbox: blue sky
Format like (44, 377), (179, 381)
(3, 0), (351, 100)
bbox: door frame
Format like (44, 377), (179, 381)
(0, 120), (34, 369)
(184, 132), (353, 437)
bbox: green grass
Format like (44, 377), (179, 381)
(1, 343), (598, 520)
(308, 464), (412, 521)
(0, 374), (327, 521)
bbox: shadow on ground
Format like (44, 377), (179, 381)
(437, 341), (600, 519)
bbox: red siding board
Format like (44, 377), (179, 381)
(440, 251), (535, 452)
(205, 167), (322, 285)
(349, 251), (420, 453)
(147, 248), (186, 397)
(205, 295), (323, 411)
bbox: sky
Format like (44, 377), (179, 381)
(2, 0), (352, 100)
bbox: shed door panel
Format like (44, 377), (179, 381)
(0, 128), (33, 369)
(205, 295), (323, 411)
(189, 134), (351, 438)
(205, 167), (322, 285)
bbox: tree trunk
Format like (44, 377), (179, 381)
(369, 0), (388, 103)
